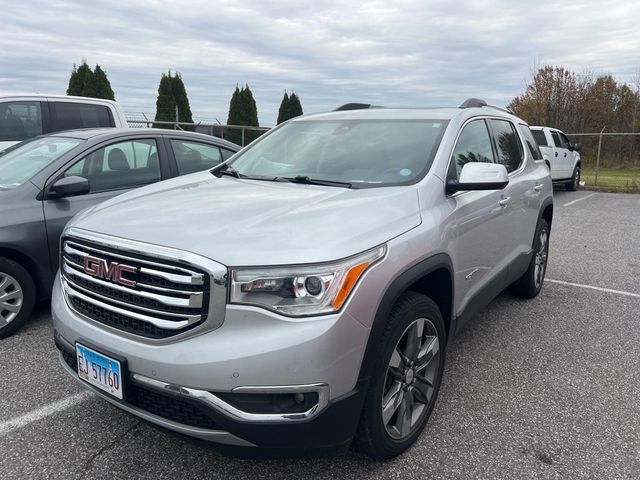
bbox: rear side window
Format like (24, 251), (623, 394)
(0, 101), (43, 141)
(51, 102), (114, 131)
(518, 125), (544, 160)
(488, 119), (523, 173)
(450, 119), (495, 177)
(63, 138), (160, 193)
(531, 129), (547, 147)
(170, 140), (223, 175)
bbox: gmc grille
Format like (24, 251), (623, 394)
(61, 237), (211, 339)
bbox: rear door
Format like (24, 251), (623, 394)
(42, 136), (168, 271)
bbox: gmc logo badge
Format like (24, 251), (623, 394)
(83, 255), (137, 287)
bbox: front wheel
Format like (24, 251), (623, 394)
(565, 165), (580, 191)
(510, 219), (550, 298)
(354, 292), (445, 459)
(0, 257), (36, 339)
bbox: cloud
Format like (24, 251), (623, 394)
(0, 0), (638, 125)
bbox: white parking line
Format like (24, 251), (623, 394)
(562, 193), (595, 207)
(0, 391), (93, 437)
(546, 279), (640, 298)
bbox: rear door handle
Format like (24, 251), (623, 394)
(555, 152), (558, 157)
(534, 184), (543, 192)
(499, 197), (511, 207)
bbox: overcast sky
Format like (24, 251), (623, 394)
(1, 0), (638, 125)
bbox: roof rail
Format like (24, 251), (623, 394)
(459, 98), (487, 108)
(334, 103), (373, 111)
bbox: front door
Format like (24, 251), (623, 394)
(447, 118), (511, 317)
(42, 138), (163, 273)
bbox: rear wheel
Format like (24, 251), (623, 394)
(565, 165), (580, 191)
(510, 219), (549, 298)
(0, 257), (36, 338)
(354, 292), (445, 459)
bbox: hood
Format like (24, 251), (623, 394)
(70, 172), (422, 266)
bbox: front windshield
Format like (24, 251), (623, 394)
(228, 119), (448, 187)
(0, 136), (82, 189)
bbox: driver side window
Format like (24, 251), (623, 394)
(450, 119), (495, 179)
(63, 139), (160, 193)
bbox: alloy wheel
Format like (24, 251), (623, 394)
(0, 272), (23, 325)
(534, 228), (549, 289)
(382, 317), (441, 440)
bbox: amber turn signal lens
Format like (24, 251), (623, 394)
(332, 261), (369, 309)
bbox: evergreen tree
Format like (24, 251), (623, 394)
(66, 64), (83, 96)
(226, 85), (259, 145)
(172, 73), (194, 131)
(93, 65), (115, 100)
(288, 92), (303, 119)
(77, 62), (96, 98)
(154, 72), (177, 129)
(277, 92), (290, 124)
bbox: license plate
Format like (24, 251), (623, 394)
(76, 343), (123, 400)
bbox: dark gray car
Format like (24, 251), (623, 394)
(0, 128), (239, 337)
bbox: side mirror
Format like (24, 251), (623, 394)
(447, 162), (509, 194)
(573, 143), (582, 153)
(48, 175), (90, 198)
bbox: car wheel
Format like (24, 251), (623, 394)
(354, 292), (445, 459)
(510, 219), (550, 298)
(565, 165), (580, 191)
(0, 257), (36, 339)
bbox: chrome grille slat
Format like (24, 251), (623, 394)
(63, 281), (193, 329)
(63, 278), (202, 322)
(61, 236), (212, 339)
(62, 260), (203, 308)
(64, 241), (204, 285)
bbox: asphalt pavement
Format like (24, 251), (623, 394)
(1, 189), (639, 479)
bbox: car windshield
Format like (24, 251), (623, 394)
(0, 136), (82, 189)
(227, 119), (448, 187)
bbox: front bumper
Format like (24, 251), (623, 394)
(52, 274), (370, 449)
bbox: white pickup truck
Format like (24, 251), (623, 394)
(0, 94), (128, 152)
(530, 126), (581, 191)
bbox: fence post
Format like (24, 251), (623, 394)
(595, 126), (605, 186)
(241, 128), (245, 147)
(175, 106), (179, 130)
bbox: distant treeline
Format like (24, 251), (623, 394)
(509, 66), (640, 167)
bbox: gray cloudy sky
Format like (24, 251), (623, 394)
(1, 0), (638, 125)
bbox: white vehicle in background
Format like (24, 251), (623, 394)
(0, 94), (128, 152)
(530, 126), (582, 191)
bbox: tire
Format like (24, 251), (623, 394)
(510, 219), (550, 298)
(354, 292), (446, 459)
(0, 257), (36, 339)
(565, 165), (580, 191)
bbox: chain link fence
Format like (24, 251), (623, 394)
(566, 131), (640, 190)
(125, 112), (271, 147)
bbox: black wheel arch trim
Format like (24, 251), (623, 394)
(357, 253), (454, 385)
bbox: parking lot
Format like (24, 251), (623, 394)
(1, 190), (638, 480)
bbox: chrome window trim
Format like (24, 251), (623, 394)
(61, 227), (228, 344)
(445, 114), (529, 199)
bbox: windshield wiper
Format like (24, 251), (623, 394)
(211, 163), (242, 178)
(276, 176), (352, 189)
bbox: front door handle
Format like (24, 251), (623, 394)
(499, 197), (511, 207)
(564, 152), (567, 157)
(533, 184), (543, 192)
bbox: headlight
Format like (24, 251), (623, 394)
(230, 245), (387, 316)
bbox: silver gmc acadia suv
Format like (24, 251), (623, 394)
(52, 99), (553, 458)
